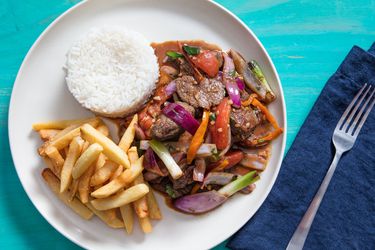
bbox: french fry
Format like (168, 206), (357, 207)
(82, 140), (90, 152)
(72, 143), (103, 179)
(138, 217), (152, 233)
(78, 164), (95, 203)
(41, 168), (93, 220)
(97, 124), (110, 137)
(85, 203), (124, 229)
(45, 146), (64, 176)
(145, 184), (162, 220)
(118, 114), (138, 152)
(90, 161), (118, 187)
(127, 146), (138, 163)
(81, 124), (130, 168)
(91, 156), (144, 198)
(41, 127), (81, 155)
(32, 117), (101, 130)
(39, 129), (60, 141)
(69, 178), (79, 201)
(91, 184), (149, 210)
(42, 156), (60, 178)
(132, 174), (148, 218)
(120, 204), (134, 234)
(110, 165), (124, 181)
(60, 136), (84, 193)
(96, 153), (107, 170)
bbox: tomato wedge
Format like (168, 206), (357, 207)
(191, 50), (220, 78)
(212, 98), (231, 150)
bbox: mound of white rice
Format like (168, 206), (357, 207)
(65, 26), (159, 117)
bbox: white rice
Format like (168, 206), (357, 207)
(65, 26), (159, 117)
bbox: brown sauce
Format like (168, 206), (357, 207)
(151, 40), (221, 66)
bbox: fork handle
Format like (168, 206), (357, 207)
(286, 151), (342, 250)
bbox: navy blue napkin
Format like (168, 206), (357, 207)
(227, 43), (375, 250)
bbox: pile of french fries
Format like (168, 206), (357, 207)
(33, 115), (162, 234)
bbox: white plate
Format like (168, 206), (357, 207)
(8, 0), (286, 249)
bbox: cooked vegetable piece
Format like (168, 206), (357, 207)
(196, 143), (217, 158)
(210, 151), (244, 172)
(223, 53), (241, 107)
(144, 148), (165, 176)
(149, 139), (183, 179)
(166, 51), (184, 59)
(187, 110), (210, 164)
(174, 190), (227, 214)
(191, 50), (220, 77)
(235, 77), (245, 91)
(212, 98), (231, 150)
(162, 103), (199, 135)
(193, 158), (206, 182)
(174, 170), (259, 214)
(230, 49), (275, 103)
(183, 45), (200, 55)
(248, 60), (275, 102)
(202, 172), (236, 187)
(178, 42), (204, 82)
(218, 170), (258, 196)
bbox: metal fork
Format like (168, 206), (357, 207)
(286, 83), (375, 250)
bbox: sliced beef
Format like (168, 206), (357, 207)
(177, 58), (194, 76)
(196, 78), (226, 109)
(150, 178), (194, 199)
(144, 171), (163, 182)
(150, 101), (195, 141)
(170, 164), (194, 190)
(176, 76), (225, 109)
(230, 107), (264, 141)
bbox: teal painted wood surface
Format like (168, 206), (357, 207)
(0, 0), (374, 249)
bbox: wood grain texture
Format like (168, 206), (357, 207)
(0, 0), (374, 249)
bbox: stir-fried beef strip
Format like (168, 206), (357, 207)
(230, 107), (264, 141)
(175, 76), (225, 109)
(150, 101), (195, 141)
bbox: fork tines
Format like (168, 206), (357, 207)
(337, 83), (375, 137)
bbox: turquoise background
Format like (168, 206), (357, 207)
(0, 0), (374, 249)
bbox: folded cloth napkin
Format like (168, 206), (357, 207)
(227, 43), (375, 250)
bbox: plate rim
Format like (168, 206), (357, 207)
(8, 0), (287, 249)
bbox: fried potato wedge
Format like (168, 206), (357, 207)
(60, 136), (84, 193)
(120, 204), (134, 234)
(39, 129), (61, 141)
(45, 146), (64, 175)
(91, 184), (149, 210)
(78, 164), (95, 203)
(41, 127), (81, 156)
(145, 184), (162, 220)
(138, 217), (152, 234)
(81, 124), (130, 168)
(85, 203), (124, 229)
(118, 114), (138, 152)
(72, 143), (103, 179)
(32, 117), (101, 130)
(132, 174), (148, 219)
(90, 161), (118, 187)
(91, 156), (144, 198)
(41, 168), (93, 220)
